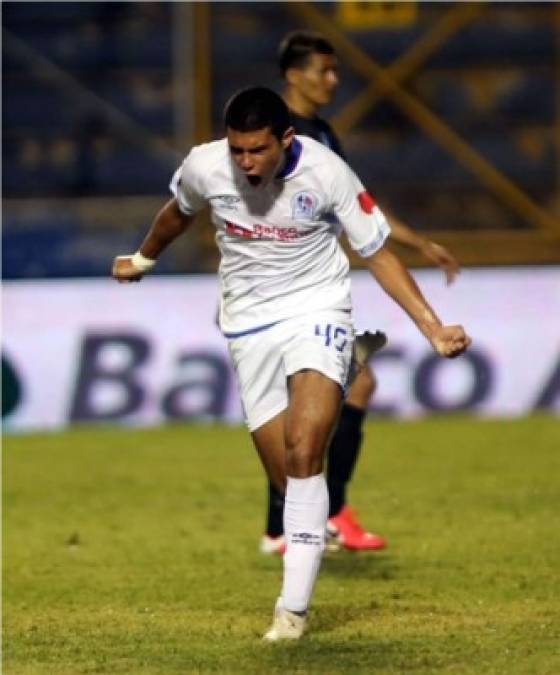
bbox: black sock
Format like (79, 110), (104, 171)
(327, 403), (365, 517)
(266, 481), (285, 537)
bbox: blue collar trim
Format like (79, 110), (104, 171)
(276, 138), (302, 179)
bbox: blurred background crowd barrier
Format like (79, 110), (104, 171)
(3, 1), (560, 277)
(2, 2), (559, 430)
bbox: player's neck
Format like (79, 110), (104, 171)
(283, 87), (318, 120)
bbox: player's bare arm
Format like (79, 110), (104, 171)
(365, 246), (471, 358)
(384, 210), (460, 285)
(112, 198), (194, 282)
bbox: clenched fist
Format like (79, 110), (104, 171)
(427, 324), (471, 358)
(112, 252), (155, 283)
(112, 256), (144, 283)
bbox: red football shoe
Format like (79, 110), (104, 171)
(327, 505), (386, 551)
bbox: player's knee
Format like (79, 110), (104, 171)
(285, 426), (324, 477)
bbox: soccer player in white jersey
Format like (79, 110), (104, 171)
(112, 87), (471, 640)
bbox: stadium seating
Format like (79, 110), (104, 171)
(2, 2), (556, 277)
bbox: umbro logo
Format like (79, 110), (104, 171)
(212, 194), (240, 210)
(291, 532), (322, 546)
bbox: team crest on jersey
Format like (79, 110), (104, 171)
(291, 191), (319, 221)
(212, 194), (240, 210)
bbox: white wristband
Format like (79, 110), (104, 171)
(131, 251), (156, 272)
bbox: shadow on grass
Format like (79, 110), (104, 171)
(321, 551), (399, 581)
(313, 600), (383, 635)
(250, 630), (476, 675)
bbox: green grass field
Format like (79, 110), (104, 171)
(3, 415), (560, 674)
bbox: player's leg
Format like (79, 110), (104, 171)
(282, 369), (341, 602)
(228, 323), (310, 638)
(252, 370), (339, 593)
(246, 311), (352, 639)
(328, 365), (374, 517)
(257, 369), (341, 640)
(261, 331), (388, 555)
(278, 306), (354, 621)
(251, 416), (305, 639)
(326, 365), (386, 550)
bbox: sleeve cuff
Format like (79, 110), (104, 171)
(169, 167), (197, 216)
(355, 219), (391, 258)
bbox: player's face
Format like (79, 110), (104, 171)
(290, 52), (339, 107)
(227, 126), (294, 187)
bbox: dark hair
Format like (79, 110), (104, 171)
(223, 86), (291, 141)
(278, 30), (335, 75)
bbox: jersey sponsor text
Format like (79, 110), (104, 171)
(225, 220), (304, 241)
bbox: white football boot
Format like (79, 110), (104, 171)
(263, 599), (307, 641)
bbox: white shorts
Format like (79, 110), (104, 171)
(227, 310), (355, 432)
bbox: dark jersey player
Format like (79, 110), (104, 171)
(260, 31), (460, 555)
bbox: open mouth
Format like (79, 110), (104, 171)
(247, 175), (262, 186)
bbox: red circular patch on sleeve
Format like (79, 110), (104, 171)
(358, 191), (376, 214)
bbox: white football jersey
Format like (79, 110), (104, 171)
(170, 135), (390, 335)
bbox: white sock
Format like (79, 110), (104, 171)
(280, 473), (329, 613)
